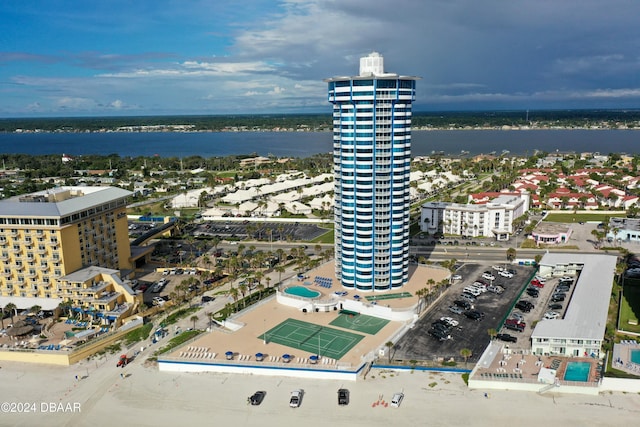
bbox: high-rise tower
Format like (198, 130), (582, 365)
(325, 52), (419, 291)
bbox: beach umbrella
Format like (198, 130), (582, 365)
(255, 352), (264, 361)
(309, 355), (319, 364)
(225, 351), (234, 359)
(282, 353), (291, 362)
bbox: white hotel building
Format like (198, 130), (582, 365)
(420, 193), (529, 240)
(325, 53), (419, 291)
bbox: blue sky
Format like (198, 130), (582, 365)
(1, 0), (640, 117)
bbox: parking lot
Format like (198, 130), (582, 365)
(193, 221), (327, 242)
(393, 262), (536, 364)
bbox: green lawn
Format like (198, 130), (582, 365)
(620, 284), (640, 334)
(311, 228), (334, 244)
(544, 212), (625, 223)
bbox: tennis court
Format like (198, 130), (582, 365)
(365, 291), (412, 301)
(259, 318), (364, 360)
(329, 311), (389, 335)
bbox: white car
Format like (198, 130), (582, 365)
(544, 311), (560, 320)
(440, 317), (459, 327)
(463, 287), (481, 296)
(491, 265), (504, 272)
(152, 297), (165, 306)
(481, 273), (496, 281)
(390, 392), (404, 408)
(289, 389), (304, 408)
(451, 274), (462, 281)
(499, 270), (513, 278)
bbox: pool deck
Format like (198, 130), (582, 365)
(612, 341), (640, 375)
(473, 347), (602, 386)
(162, 261), (450, 371)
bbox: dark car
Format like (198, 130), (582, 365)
(556, 286), (570, 293)
(249, 391), (266, 405)
(548, 303), (563, 310)
(453, 300), (472, 310)
(526, 288), (539, 298)
(338, 388), (349, 406)
(515, 301), (534, 312)
(429, 328), (450, 341)
(431, 323), (451, 334)
(504, 323), (525, 332)
(201, 295), (215, 303)
(464, 310), (484, 321)
(496, 333), (518, 343)
(551, 295), (565, 302)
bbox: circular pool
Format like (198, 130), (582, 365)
(285, 286), (321, 299)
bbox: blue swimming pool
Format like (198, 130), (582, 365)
(564, 361), (591, 382)
(631, 349), (640, 364)
(285, 286), (320, 299)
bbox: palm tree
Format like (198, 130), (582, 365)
(274, 265), (285, 286)
(0, 305), (4, 329)
(460, 348), (472, 368)
(190, 315), (199, 330)
(487, 328), (497, 340)
(4, 302), (16, 325)
(385, 341), (395, 364)
(229, 287), (239, 311)
(30, 304), (42, 319)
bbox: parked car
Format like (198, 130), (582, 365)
(499, 270), (514, 278)
(544, 311), (560, 320)
(505, 323), (525, 332)
(429, 328), (451, 341)
(464, 310), (485, 321)
(515, 300), (534, 312)
(451, 274), (463, 281)
(481, 273), (496, 281)
(453, 300), (473, 310)
(511, 312), (525, 322)
(487, 285), (504, 294)
(249, 391), (266, 405)
(448, 306), (464, 315)
(439, 316), (459, 327)
(460, 293), (476, 302)
(548, 303), (563, 310)
(556, 285), (570, 293)
(526, 288), (539, 298)
(289, 389), (304, 408)
(337, 388), (349, 406)
(491, 265), (504, 272)
(530, 280), (544, 288)
(390, 392), (404, 408)
(551, 295), (565, 302)
(463, 287), (482, 296)
(496, 333), (518, 343)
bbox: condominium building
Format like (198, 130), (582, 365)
(325, 52), (419, 291)
(0, 186), (132, 309)
(531, 253), (616, 358)
(420, 193), (529, 240)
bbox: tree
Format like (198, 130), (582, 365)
(506, 247), (516, 262)
(460, 348), (472, 368)
(190, 315), (199, 330)
(4, 302), (16, 325)
(385, 341), (395, 364)
(487, 328), (497, 340)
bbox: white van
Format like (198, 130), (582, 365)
(390, 392), (404, 408)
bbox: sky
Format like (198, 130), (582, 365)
(1, 0), (640, 117)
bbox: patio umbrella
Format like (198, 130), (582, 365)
(282, 353), (291, 362)
(225, 351), (234, 359)
(309, 355), (319, 364)
(255, 352), (264, 361)
(6, 320), (34, 337)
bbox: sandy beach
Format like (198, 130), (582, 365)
(1, 351), (639, 427)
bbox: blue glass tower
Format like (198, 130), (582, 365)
(325, 52), (419, 291)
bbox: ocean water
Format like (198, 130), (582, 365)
(0, 129), (639, 158)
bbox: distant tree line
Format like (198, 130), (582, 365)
(1, 109), (640, 133)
